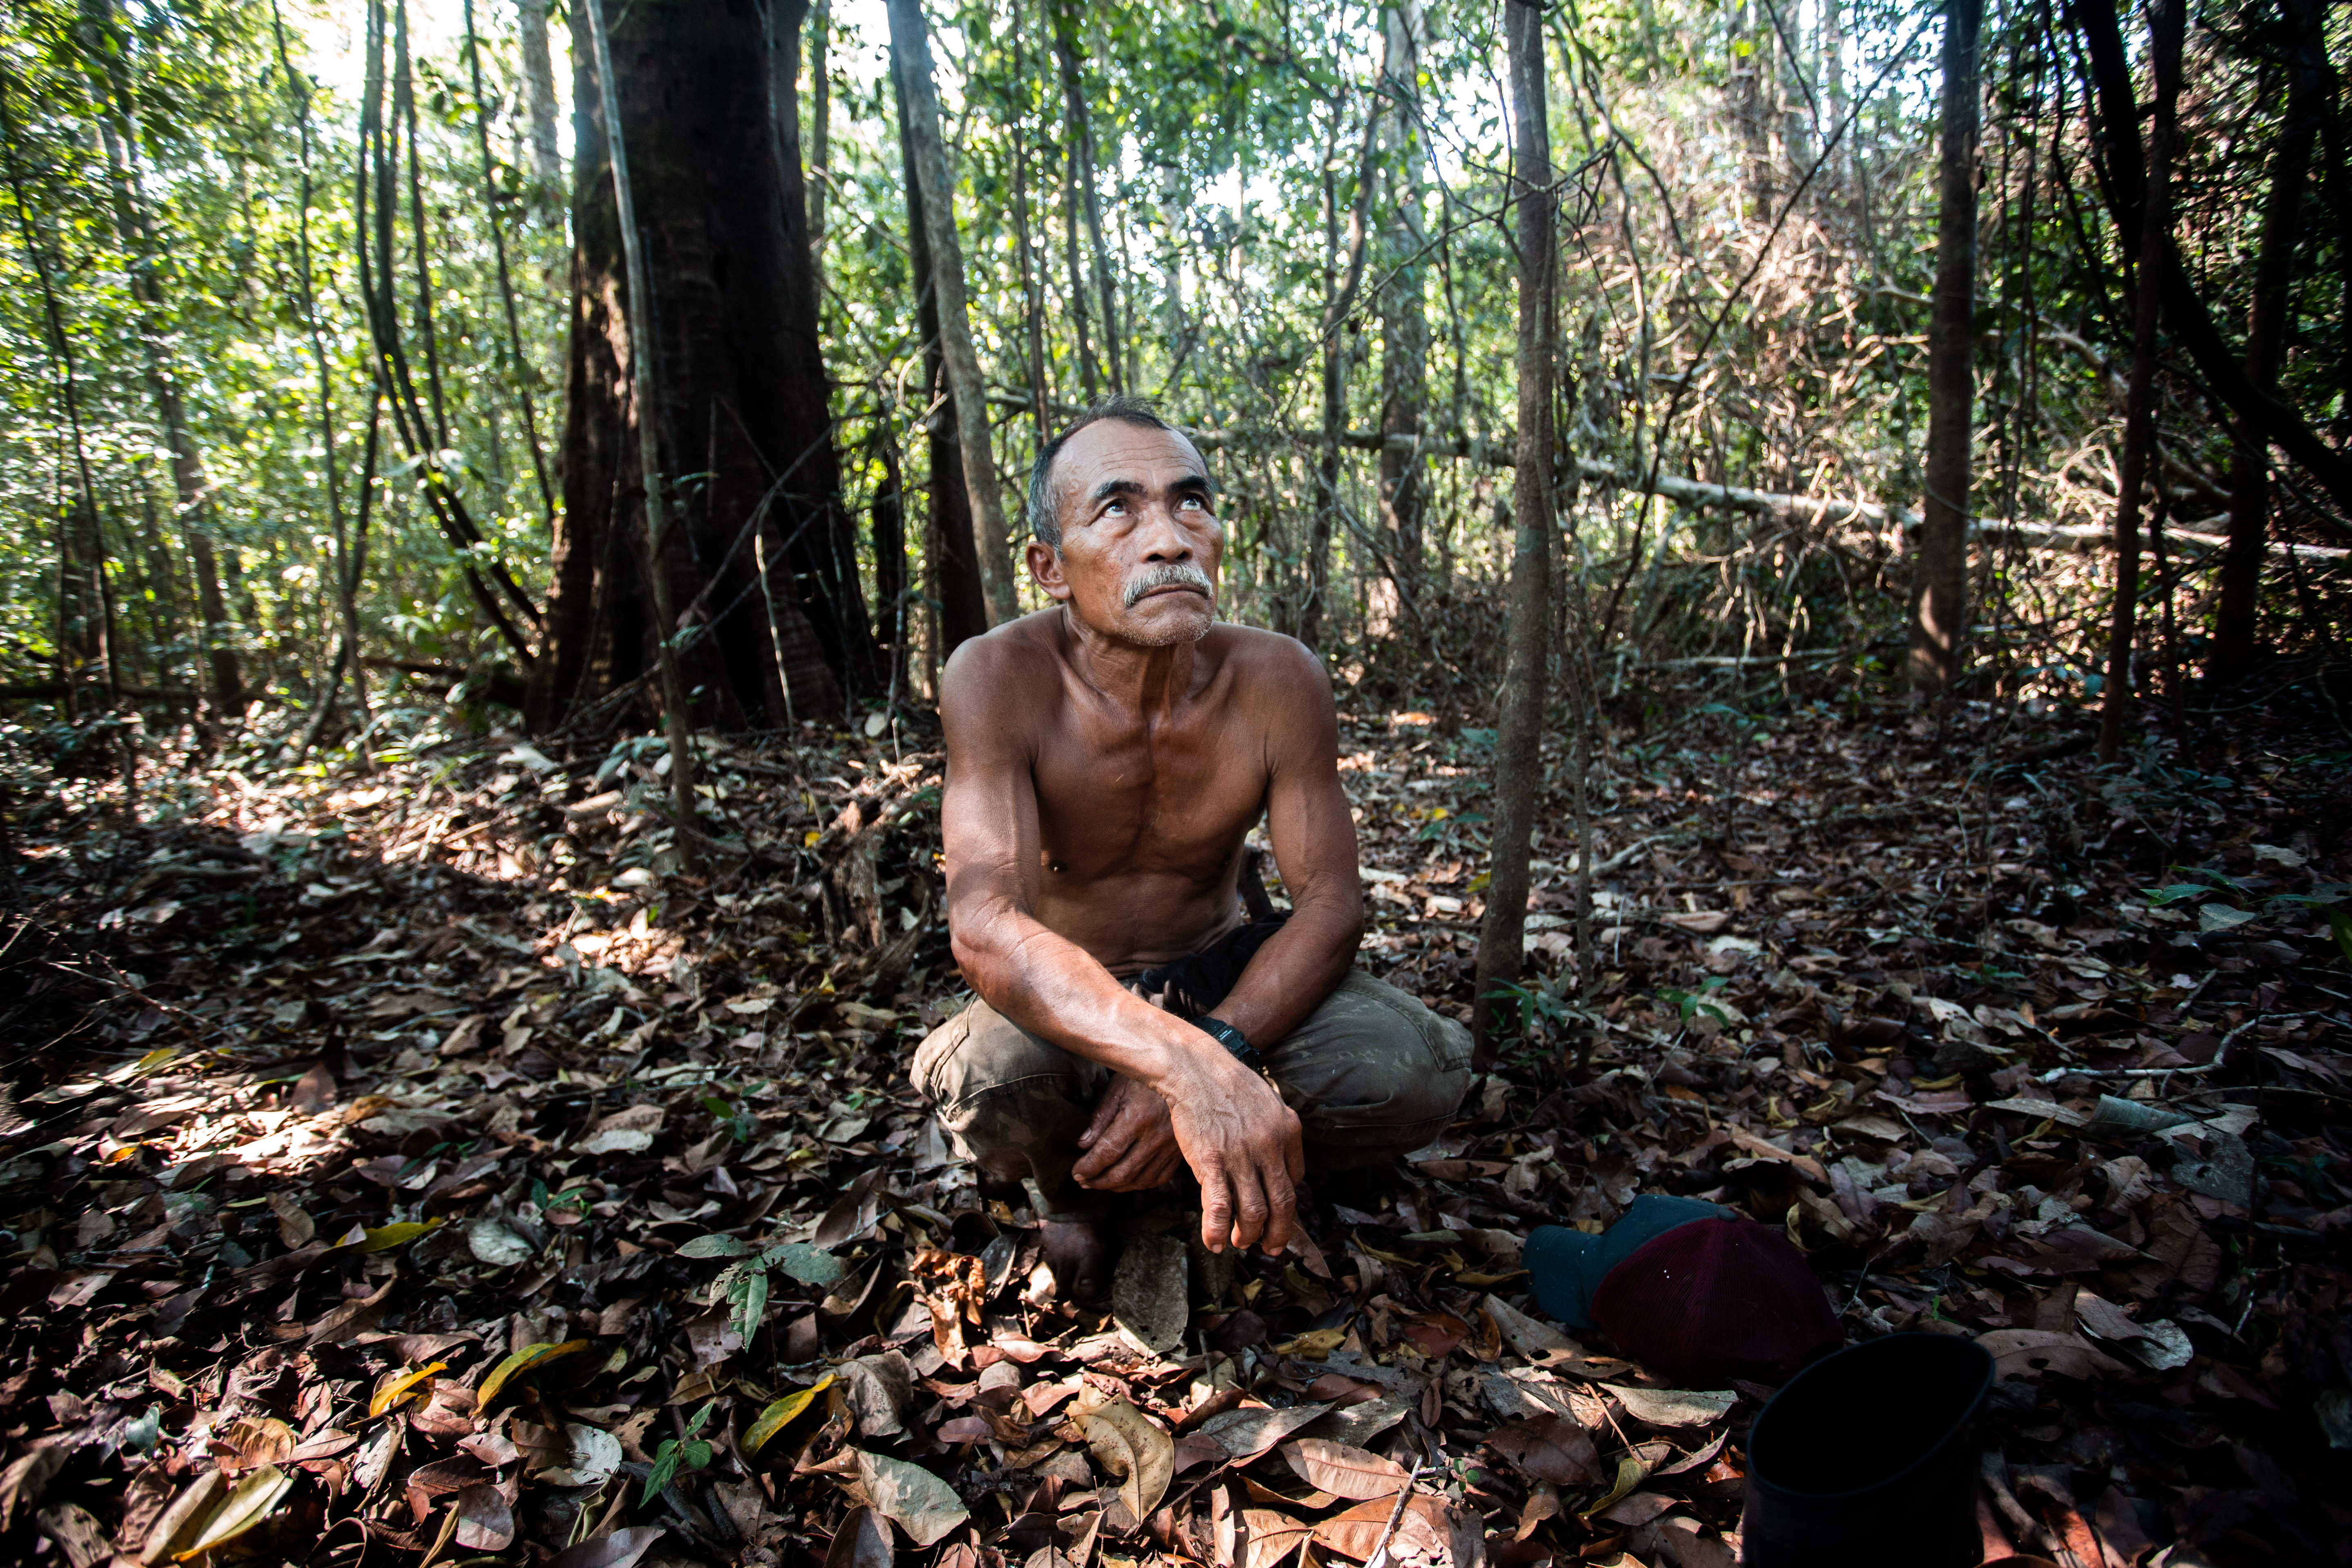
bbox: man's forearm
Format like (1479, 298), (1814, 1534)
(956, 909), (1224, 1085)
(1200, 897), (1359, 1051)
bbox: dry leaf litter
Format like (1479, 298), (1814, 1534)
(2, 696), (2347, 1568)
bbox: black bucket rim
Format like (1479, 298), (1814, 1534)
(1746, 1332), (1994, 1503)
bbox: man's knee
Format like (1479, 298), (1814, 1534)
(911, 999), (1100, 1183)
(1272, 971), (1474, 1165)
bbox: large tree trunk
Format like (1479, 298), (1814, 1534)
(1908, 0), (1983, 695)
(1471, 0), (1556, 1049)
(2211, 0), (2321, 689)
(2096, 0), (2182, 764)
(1377, 0), (1429, 634)
(529, 0), (871, 734)
(886, 0), (1021, 627)
(889, 44), (991, 657)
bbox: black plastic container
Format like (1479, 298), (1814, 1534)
(1740, 1332), (1994, 1568)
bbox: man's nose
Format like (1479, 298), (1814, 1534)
(1138, 502), (1194, 561)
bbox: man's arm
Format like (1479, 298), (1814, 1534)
(939, 637), (1303, 1253)
(1195, 639), (1365, 1049)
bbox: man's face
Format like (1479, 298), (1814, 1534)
(1028, 421), (1223, 648)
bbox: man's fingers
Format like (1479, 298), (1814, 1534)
(1257, 1161), (1299, 1255)
(1283, 1108), (1307, 1183)
(1225, 1163), (1272, 1252)
(1199, 1163), (1233, 1252)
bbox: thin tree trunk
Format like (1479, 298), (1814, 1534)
(1378, 0), (1429, 637)
(74, 1), (243, 722)
(808, 0), (830, 266)
(890, 55), (991, 657)
(1051, 0), (1121, 395)
(1909, 0), (1983, 695)
(1472, 0), (1557, 1049)
(394, 2), (451, 448)
(1059, 78), (1098, 402)
(464, 0), (555, 526)
(2211, 0), (2319, 688)
(887, 0), (1021, 626)
(2096, 0), (2181, 764)
(1012, 49), (1051, 443)
(357, 0), (540, 659)
(1302, 91), (1383, 654)
(289, 394), (383, 766)
(271, 0), (372, 759)
(872, 432), (908, 693)
(583, 0), (699, 862)
(514, 0), (562, 193)
(0, 68), (109, 708)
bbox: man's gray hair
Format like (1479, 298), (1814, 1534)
(1026, 394), (1211, 549)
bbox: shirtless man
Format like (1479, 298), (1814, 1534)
(914, 396), (1471, 1293)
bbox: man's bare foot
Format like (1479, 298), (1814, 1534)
(1038, 1210), (1115, 1301)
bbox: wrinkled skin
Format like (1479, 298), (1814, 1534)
(939, 417), (1364, 1256)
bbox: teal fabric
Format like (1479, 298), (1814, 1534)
(1524, 1194), (1733, 1327)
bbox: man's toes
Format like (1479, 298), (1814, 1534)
(1040, 1215), (1114, 1302)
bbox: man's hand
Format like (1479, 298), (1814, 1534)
(1153, 1048), (1306, 1255)
(1072, 1075), (1185, 1192)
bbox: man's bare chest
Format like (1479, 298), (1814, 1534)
(1030, 713), (1267, 863)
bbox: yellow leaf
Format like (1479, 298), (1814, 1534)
(1270, 1327), (1348, 1357)
(742, 1372), (835, 1457)
(174, 1464), (293, 1561)
(355, 1219), (441, 1253)
(477, 1339), (591, 1407)
(367, 1361), (448, 1419)
(1581, 1451), (1656, 1517)
(131, 1047), (182, 1077)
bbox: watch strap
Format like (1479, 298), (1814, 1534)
(1196, 1016), (1263, 1071)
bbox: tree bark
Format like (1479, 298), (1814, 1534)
(1908, 0), (1983, 695)
(2211, 0), (2320, 688)
(1377, 1), (1429, 635)
(582, 0), (699, 854)
(1472, 0), (1557, 1049)
(530, 0), (869, 733)
(2096, 0), (2181, 764)
(890, 39), (991, 657)
(887, 0), (1022, 627)
(514, 0), (562, 193)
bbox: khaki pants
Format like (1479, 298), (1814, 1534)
(910, 970), (1474, 1197)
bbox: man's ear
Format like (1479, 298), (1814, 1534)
(1026, 539), (1072, 602)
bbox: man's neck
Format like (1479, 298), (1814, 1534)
(1059, 606), (1203, 715)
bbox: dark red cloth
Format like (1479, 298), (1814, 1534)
(1589, 1214), (1842, 1387)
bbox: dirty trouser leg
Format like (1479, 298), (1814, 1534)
(911, 969), (1472, 1186)
(1264, 970), (1475, 1170)
(911, 999), (1105, 1200)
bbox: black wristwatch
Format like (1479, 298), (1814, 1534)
(1196, 1016), (1264, 1071)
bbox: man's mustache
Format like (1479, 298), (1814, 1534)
(1123, 563), (1216, 608)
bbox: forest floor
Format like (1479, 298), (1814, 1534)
(1, 684), (2348, 1568)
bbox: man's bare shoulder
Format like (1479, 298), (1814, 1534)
(1208, 623), (1333, 709)
(941, 610), (1068, 719)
